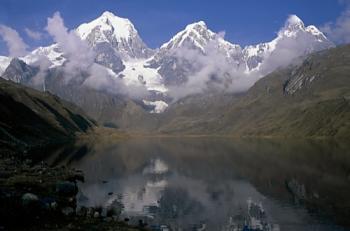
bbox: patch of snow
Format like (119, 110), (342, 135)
(22, 44), (66, 68)
(306, 25), (328, 42)
(143, 100), (169, 113)
(121, 59), (167, 93)
(306, 25), (322, 36)
(217, 37), (242, 58)
(143, 159), (169, 174)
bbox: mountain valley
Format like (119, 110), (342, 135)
(1, 11), (347, 138)
(1, 4), (350, 231)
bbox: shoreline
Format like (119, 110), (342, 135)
(0, 146), (144, 231)
(80, 126), (349, 141)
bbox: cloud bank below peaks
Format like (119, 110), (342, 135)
(166, 14), (333, 100)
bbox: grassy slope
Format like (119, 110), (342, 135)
(156, 45), (350, 138)
(0, 78), (96, 150)
(221, 45), (350, 138)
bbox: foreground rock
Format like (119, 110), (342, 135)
(0, 149), (144, 230)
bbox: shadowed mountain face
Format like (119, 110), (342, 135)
(0, 61), (154, 131)
(0, 78), (95, 151)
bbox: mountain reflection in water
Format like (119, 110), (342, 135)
(44, 138), (350, 231)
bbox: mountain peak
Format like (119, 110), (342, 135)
(276, 15), (331, 45)
(286, 15), (304, 27)
(76, 11), (136, 42)
(101, 11), (117, 17)
(75, 10), (153, 60)
(284, 15), (305, 32)
(160, 21), (216, 51)
(242, 14), (333, 71)
(98, 11), (133, 25)
(278, 14), (307, 37)
(185, 21), (207, 30)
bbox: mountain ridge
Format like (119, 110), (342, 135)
(0, 12), (332, 90)
(0, 11), (343, 132)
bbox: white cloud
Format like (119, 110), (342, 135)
(25, 28), (43, 40)
(0, 24), (28, 57)
(168, 37), (253, 100)
(259, 31), (322, 75)
(321, 6), (350, 44)
(45, 11), (95, 79)
(83, 64), (149, 98)
(30, 54), (52, 88)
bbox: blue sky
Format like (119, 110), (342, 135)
(0, 0), (346, 55)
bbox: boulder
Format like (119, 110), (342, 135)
(61, 207), (74, 216)
(56, 181), (77, 197)
(21, 193), (39, 206)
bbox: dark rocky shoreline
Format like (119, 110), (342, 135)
(0, 147), (144, 231)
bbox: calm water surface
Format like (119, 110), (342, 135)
(45, 138), (350, 231)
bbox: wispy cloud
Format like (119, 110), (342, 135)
(24, 28), (43, 40)
(0, 24), (28, 57)
(320, 1), (350, 44)
(321, 9), (350, 44)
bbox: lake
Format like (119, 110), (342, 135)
(44, 138), (350, 231)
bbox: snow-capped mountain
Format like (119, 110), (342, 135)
(157, 21), (243, 63)
(146, 15), (333, 87)
(242, 15), (333, 71)
(146, 21), (243, 85)
(159, 21), (241, 54)
(76, 11), (153, 60)
(0, 13), (334, 114)
(22, 11), (153, 74)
